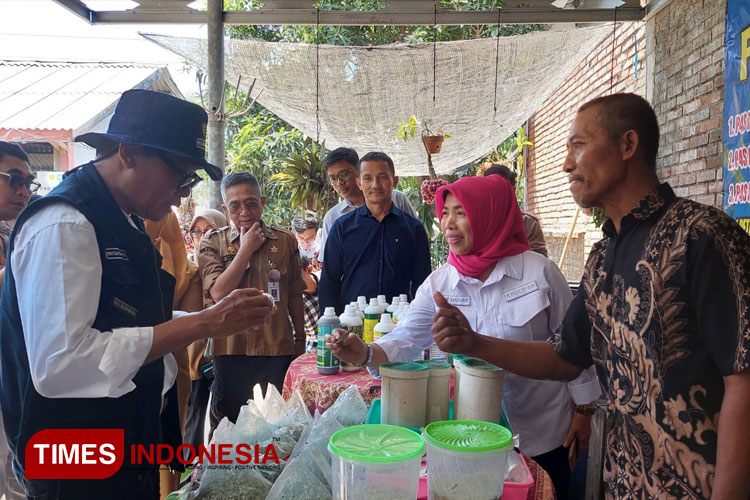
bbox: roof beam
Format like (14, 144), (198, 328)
(51, 0), (94, 23)
(89, 6), (643, 24)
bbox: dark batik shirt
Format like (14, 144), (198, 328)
(551, 183), (750, 499)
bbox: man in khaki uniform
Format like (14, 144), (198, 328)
(198, 172), (306, 429)
(484, 164), (548, 257)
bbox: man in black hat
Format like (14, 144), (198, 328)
(0, 89), (274, 500)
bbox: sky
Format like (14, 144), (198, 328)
(0, 0), (208, 95)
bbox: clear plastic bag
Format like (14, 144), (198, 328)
(264, 451), (332, 500)
(325, 385), (368, 427)
(273, 390), (312, 442)
(504, 450), (528, 483)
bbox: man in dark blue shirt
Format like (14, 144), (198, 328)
(319, 152), (431, 313)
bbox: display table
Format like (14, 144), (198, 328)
(282, 351), (555, 500)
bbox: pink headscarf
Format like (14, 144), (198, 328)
(435, 175), (529, 278)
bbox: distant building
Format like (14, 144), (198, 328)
(0, 61), (182, 193)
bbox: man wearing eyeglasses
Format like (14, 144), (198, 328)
(318, 147), (417, 263)
(197, 172), (306, 432)
(0, 142), (39, 270)
(0, 90), (275, 500)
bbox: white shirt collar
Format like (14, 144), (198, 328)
(446, 252), (525, 290)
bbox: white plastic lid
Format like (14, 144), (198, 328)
(369, 298), (379, 306)
(391, 297), (400, 305)
(380, 313), (392, 323)
(399, 294), (408, 302)
(358, 296), (367, 304)
(377, 295), (387, 303)
(324, 306), (337, 316)
(344, 304), (355, 315)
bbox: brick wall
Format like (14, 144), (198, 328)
(526, 0), (727, 280)
(649, 0), (726, 206)
(526, 22), (646, 278)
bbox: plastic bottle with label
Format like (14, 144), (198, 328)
(339, 305), (364, 372)
(386, 297), (400, 314)
(373, 313), (395, 341)
(317, 307), (341, 375)
(363, 298), (384, 343)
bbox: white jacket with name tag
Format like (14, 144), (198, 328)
(376, 250), (601, 457)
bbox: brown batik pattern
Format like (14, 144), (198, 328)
(556, 186), (750, 499)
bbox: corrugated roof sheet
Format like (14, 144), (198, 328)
(0, 61), (169, 131)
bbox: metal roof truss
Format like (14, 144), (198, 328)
(53, 0), (649, 25)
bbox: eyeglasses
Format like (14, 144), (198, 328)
(327, 168), (353, 185)
(156, 153), (203, 191)
(227, 198), (263, 214)
(0, 171), (41, 194)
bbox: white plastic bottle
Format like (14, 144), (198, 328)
(373, 313), (395, 341)
(377, 295), (388, 309)
(363, 298), (384, 343)
(386, 297), (400, 314)
(357, 296), (368, 312)
(394, 303), (410, 324)
(339, 305), (364, 372)
(350, 301), (365, 320)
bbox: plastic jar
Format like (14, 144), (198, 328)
(423, 420), (513, 500)
(329, 424), (424, 500)
(380, 362), (430, 428)
(416, 360), (451, 424)
(454, 357), (505, 423)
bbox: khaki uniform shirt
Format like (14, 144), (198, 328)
(198, 223), (305, 357)
(522, 212), (548, 258)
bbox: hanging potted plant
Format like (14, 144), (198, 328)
(269, 139), (338, 214)
(396, 115), (450, 204)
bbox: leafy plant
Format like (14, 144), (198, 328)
(269, 140), (339, 215)
(395, 115), (450, 141)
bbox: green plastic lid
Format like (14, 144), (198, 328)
(416, 360), (451, 370)
(423, 420), (512, 452)
(460, 357), (502, 371)
(380, 361), (429, 372)
(328, 424), (425, 463)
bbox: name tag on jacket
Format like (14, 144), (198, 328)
(504, 281), (539, 302)
(445, 295), (470, 306)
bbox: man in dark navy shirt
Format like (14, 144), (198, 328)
(319, 151), (431, 313)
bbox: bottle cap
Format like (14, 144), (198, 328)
(324, 306), (337, 316)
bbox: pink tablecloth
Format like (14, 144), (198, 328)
(282, 351), (554, 500)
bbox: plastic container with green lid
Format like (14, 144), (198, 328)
(423, 420), (513, 500)
(329, 424), (425, 500)
(454, 357), (505, 424)
(380, 362), (430, 428)
(416, 360), (451, 424)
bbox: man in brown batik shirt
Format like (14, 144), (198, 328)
(198, 172), (305, 431)
(430, 93), (750, 500)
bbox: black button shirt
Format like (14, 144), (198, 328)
(551, 183), (750, 499)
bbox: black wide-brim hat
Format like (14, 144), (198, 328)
(75, 89), (222, 181)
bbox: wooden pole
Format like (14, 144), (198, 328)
(558, 206), (581, 270)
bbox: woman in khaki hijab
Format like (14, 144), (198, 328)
(144, 211), (205, 499)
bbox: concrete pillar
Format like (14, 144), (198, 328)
(207, 0), (225, 210)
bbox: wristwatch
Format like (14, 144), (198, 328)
(575, 404), (596, 416)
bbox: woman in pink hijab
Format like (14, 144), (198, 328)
(329, 175), (600, 500)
